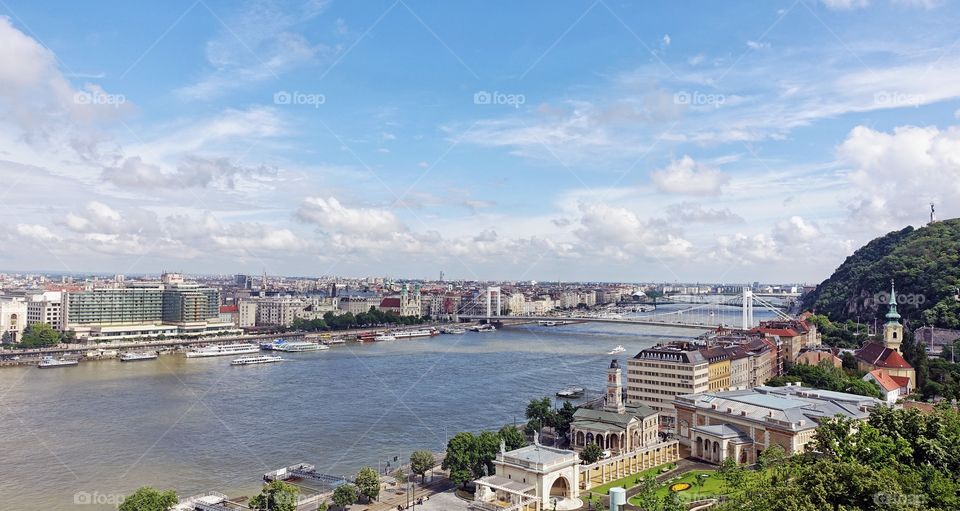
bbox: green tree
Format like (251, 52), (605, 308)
(331, 484), (356, 510)
(498, 425), (526, 451)
(249, 480), (299, 511)
(410, 450), (435, 482)
(580, 442), (603, 464)
(442, 432), (478, 488)
(661, 491), (685, 511)
(717, 457), (747, 495)
(554, 401), (577, 441)
(757, 444), (787, 470)
(475, 430), (502, 477)
(632, 475), (659, 511)
(355, 466), (380, 502)
(18, 323), (62, 348)
(118, 487), (178, 511)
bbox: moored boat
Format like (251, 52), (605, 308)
(607, 345), (626, 355)
(261, 339), (328, 352)
(120, 351), (158, 362)
(38, 355), (79, 368)
(556, 387), (585, 398)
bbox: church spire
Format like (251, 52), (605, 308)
(885, 280), (901, 324)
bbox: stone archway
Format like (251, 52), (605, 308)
(585, 432), (593, 445)
(595, 433), (605, 446)
(549, 476), (570, 498)
(576, 431), (585, 447)
(695, 437), (703, 459)
(609, 434), (619, 452)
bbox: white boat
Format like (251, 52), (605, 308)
(120, 351), (158, 362)
(392, 329), (436, 340)
(185, 343), (260, 358)
(261, 339), (328, 352)
(374, 334), (397, 341)
(230, 355), (284, 366)
(556, 387), (585, 398)
(441, 327), (466, 334)
(469, 324), (496, 332)
(38, 355), (79, 368)
(607, 345), (626, 355)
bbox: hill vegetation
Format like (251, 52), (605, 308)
(802, 219), (960, 329)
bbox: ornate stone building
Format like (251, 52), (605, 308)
(570, 360), (659, 455)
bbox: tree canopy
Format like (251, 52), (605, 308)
(17, 323), (62, 348)
(331, 484), (356, 509)
(354, 466), (380, 502)
(715, 404), (960, 511)
(118, 487), (178, 511)
(410, 450), (435, 481)
(249, 480), (299, 511)
(802, 219), (960, 329)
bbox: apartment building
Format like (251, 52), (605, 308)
(626, 343), (710, 429)
(26, 291), (63, 329)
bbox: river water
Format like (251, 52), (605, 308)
(0, 305), (772, 510)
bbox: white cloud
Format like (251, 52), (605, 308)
(651, 156), (730, 195)
(746, 40), (770, 50)
(773, 216), (820, 244)
(15, 224), (61, 242)
(297, 197), (404, 236)
(838, 124), (960, 229)
(176, 1), (332, 100)
(821, 0), (870, 9)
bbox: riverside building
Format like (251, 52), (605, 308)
(62, 273), (239, 341)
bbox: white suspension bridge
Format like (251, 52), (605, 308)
(457, 287), (796, 331)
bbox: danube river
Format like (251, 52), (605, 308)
(0, 305), (774, 510)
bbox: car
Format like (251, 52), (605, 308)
(602, 450), (612, 459)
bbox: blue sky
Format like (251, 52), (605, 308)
(1, 0), (959, 283)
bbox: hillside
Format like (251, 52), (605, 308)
(802, 218), (960, 328)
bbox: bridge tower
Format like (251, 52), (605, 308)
(486, 287), (502, 319)
(741, 288), (754, 329)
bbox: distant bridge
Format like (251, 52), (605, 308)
(459, 315), (720, 331)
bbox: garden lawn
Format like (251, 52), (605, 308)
(628, 470), (726, 506)
(586, 462), (674, 496)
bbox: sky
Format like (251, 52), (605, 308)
(1, 0), (959, 283)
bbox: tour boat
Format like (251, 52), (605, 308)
(392, 329), (436, 340)
(185, 343), (260, 358)
(120, 351), (158, 362)
(469, 324), (496, 332)
(261, 339), (328, 352)
(607, 345), (626, 355)
(556, 387), (585, 398)
(37, 355), (79, 368)
(374, 334), (397, 341)
(440, 327), (466, 334)
(230, 355), (284, 366)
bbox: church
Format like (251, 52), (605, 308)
(854, 281), (916, 392)
(569, 359), (660, 455)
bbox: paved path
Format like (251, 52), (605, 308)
(349, 477), (457, 511)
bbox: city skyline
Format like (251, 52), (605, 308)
(2, 0), (959, 282)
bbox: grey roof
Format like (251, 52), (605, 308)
(502, 443), (576, 466)
(476, 475), (535, 493)
(693, 424), (753, 443)
(675, 384), (881, 432)
(571, 403), (657, 431)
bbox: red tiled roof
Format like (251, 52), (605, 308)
(380, 297), (402, 308)
(756, 328), (800, 337)
(855, 342), (913, 369)
(867, 369), (902, 393)
(219, 305), (238, 313)
(890, 375), (911, 388)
